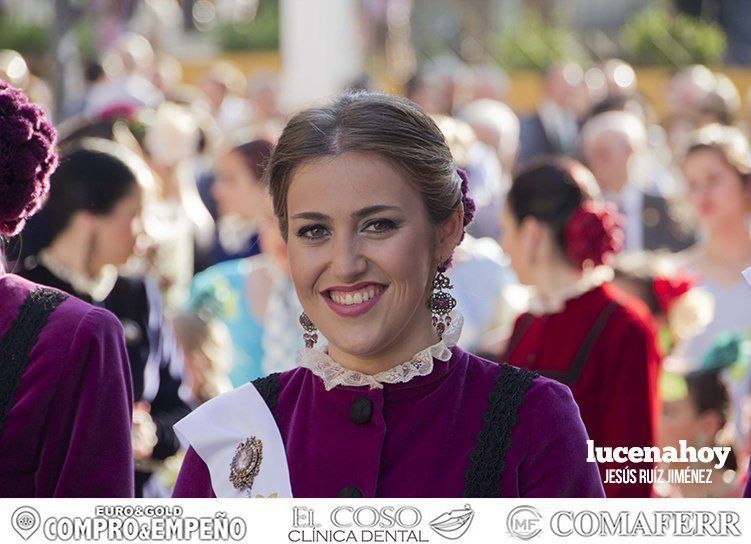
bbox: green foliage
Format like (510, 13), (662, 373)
(621, 9), (726, 67)
(217, 0), (279, 51)
(0, 17), (50, 55)
(493, 14), (586, 72)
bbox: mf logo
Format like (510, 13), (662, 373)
(507, 505), (543, 540)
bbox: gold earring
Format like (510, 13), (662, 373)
(427, 265), (456, 340)
(299, 312), (319, 348)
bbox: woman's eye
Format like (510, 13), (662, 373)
(363, 219), (398, 233)
(296, 225), (329, 240)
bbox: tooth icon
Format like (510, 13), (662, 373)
(429, 504), (475, 540)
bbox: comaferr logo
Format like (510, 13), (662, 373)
(504, 507), (742, 539)
(550, 510), (741, 537)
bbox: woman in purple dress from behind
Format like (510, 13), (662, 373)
(0, 81), (134, 497)
(173, 92), (605, 498)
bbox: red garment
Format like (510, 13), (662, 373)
(502, 282), (661, 498)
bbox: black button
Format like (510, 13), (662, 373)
(350, 397), (373, 425)
(338, 486), (363, 498)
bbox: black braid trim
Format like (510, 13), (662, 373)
(463, 364), (538, 497)
(0, 288), (67, 432)
(252, 372), (281, 412)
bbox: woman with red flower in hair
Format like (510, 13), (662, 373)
(500, 157), (661, 498)
(0, 81), (134, 497)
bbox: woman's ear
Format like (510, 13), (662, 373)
(697, 410), (723, 442)
(436, 205), (465, 266)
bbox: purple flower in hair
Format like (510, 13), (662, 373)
(0, 80), (58, 237)
(440, 168), (476, 270)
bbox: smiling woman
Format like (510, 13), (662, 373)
(172, 91), (605, 498)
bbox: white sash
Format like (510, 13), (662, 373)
(173, 382), (293, 497)
(743, 267), (751, 291)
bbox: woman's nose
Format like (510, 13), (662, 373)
(330, 234), (367, 281)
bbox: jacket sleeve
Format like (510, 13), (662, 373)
(172, 447), (216, 498)
(35, 306), (135, 497)
(520, 380), (605, 498)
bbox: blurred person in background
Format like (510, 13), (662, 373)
(199, 62), (253, 134)
(86, 32), (164, 117)
(457, 98), (520, 186)
(581, 110), (696, 252)
(209, 138), (273, 264)
(189, 191), (304, 385)
(518, 62), (582, 165)
(613, 252), (714, 355)
(20, 139), (192, 497)
(173, 312), (233, 406)
(500, 158), (661, 498)
(658, 364), (745, 497)
(431, 115), (516, 352)
(0, 82), (134, 498)
(676, 125), (751, 369)
(142, 102), (216, 310)
(432, 114), (503, 239)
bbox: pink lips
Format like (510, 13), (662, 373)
(322, 282), (387, 318)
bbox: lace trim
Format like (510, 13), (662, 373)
(463, 364), (538, 497)
(297, 311), (464, 391)
(0, 288), (68, 433)
(527, 266), (613, 316)
(38, 250), (118, 302)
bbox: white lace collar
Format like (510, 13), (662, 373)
(38, 249), (119, 302)
(296, 311), (463, 391)
(527, 266), (613, 316)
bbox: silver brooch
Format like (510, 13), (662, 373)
(229, 437), (263, 493)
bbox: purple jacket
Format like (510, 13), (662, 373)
(0, 272), (134, 497)
(173, 346), (604, 498)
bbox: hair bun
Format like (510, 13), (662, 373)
(563, 201), (624, 269)
(0, 81), (58, 237)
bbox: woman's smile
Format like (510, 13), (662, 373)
(322, 282), (388, 317)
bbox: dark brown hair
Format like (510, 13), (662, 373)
(507, 157), (598, 252)
(231, 139), (273, 183)
(264, 91), (462, 241)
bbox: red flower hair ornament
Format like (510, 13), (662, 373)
(653, 273), (698, 314)
(563, 201), (624, 269)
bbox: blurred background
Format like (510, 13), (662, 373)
(3, 0), (751, 498)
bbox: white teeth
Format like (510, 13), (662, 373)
(329, 286), (384, 306)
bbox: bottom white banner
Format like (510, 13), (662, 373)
(0, 498), (749, 543)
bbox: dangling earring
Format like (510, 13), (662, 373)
(428, 266), (457, 340)
(299, 312), (319, 348)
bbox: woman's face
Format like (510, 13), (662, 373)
(683, 149), (750, 229)
(212, 150), (267, 220)
(285, 152), (448, 359)
(93, 184), (144, 268)
(499, 200), (539, 285)
(659, 394), (721, 452)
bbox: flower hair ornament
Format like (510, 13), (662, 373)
(563, 201), (624, 269)
(653, 273), (698, 314)
(427, 168), (476, 339)
(0, 81), (58, 237)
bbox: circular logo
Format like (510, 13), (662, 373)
(507, 505), (543, 540)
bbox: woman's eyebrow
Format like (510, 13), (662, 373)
(351, 205), (401, 219)
(291, 205), (401, 221)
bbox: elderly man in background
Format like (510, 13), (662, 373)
(581, 110), (696, 253)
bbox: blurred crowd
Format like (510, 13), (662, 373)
(3, 28), (751, 497)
